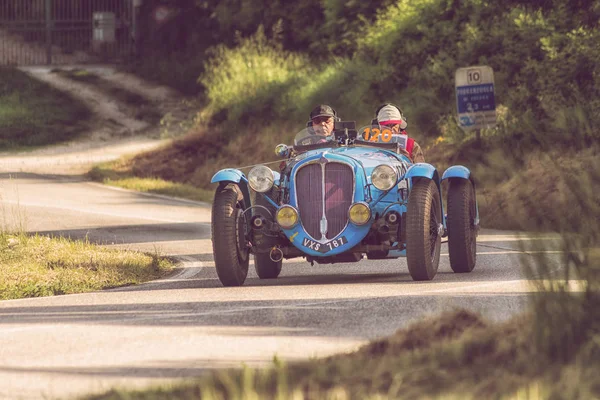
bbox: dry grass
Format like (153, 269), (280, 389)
(0, 233), (174, 300)
(88, 156), (214, 204)
(83, 310), (600, 399)
(87, 125), (292, 203)
(477, 147), (600, 231)
(54, 68), (163, 124)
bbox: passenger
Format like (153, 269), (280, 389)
(375, 104), (425, 163)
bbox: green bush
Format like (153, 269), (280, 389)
(0, 67), (91, 149)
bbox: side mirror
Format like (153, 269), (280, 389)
(274, 143), (291, 158)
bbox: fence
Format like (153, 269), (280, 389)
(0, 0), (135, 65)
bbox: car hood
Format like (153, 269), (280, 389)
(296, 146), (408, 173)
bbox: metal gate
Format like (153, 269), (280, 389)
(0, 0), (135, 65)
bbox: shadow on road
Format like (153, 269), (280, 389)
(32, 222), (210, 244)
(0, 293), (529, 340)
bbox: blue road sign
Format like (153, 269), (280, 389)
(455, 66), (496, 130)
(456, 83), (496, 114)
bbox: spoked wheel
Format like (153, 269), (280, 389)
(447, 179), (477, 273)
(406, 179), (442, 281)
(211, 184), (250, 286)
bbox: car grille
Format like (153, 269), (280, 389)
(296, 162), (354, 240)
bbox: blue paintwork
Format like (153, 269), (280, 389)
(210, 168), (281, 186)
(211, 168), (252, 208)
(213, 141), (478, 260)
(281, 221), (371, 257)
(282, 147), (414, 257)
(211, 168), (247, 184)
(442, 165), (470, 181)
(386, 249), (407, 258)
(442, 166), (480, 227)
(405, 163), (439, 185)
(403, 162), (445, 229)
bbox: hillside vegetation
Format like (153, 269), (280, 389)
(113, 0), (600, 231)
(0, 67), (91, 149)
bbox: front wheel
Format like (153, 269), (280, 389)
(406, 179), (442, 281)
(447, 179), (477, 273)
(211, 184), (250, 286)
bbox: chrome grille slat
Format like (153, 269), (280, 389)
(296, 164), (322, 239)
(324, 163), (353, 239)
(295, 160), (354, 241)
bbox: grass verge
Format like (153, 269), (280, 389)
(0, 66), (91, 150)
(0, 233), (174, 300)
(53, 68), (163, 125)
(88, 159), (214, 204)
(84, 309), (600, 399)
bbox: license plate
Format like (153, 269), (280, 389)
(302, 236), (347, 253)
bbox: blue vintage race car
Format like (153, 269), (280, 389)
(210, 121), (479, 286)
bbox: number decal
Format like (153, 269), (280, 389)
(381, 128), (392, 142)
(370, 128), (381, 142)
(361, 127), (392, 143)
(363, 127), (371, 141)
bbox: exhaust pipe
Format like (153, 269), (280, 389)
(269, 247), (283, 262)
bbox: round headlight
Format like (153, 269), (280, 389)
(248, 165), (275, 193)
(371, 165), (398, 191)
(276, 205), (299, 229)
(348, 202), (371, 225)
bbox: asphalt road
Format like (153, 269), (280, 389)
(0, 173), (559, 400)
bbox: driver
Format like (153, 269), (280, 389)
(308, 104), (337, 139)
(375, 104), (425, 163)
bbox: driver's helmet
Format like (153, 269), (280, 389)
(374, 104), (408, 131)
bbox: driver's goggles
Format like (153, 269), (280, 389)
(312, 116), (334, 124)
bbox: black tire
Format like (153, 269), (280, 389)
(447, 179), (477, 273)
(406, 179), (442, 281)
(252, 191), (282, 279)
(211, 184), (249, 286)
(254, 253), (282, 279)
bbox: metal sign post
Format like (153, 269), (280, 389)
(455, 66), (497, 143)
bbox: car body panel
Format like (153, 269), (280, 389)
(213, 129), (476, 262)
(442, 165), (480, 226)
(442, 165), (471, 182)
(211, 168), (247, 184)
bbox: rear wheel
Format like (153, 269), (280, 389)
(406, 179), (442, 281)
(211, 184), (249, 286)
(447, 179), (477, 273)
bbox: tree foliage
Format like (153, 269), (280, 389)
(130, 0), (600, 147)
